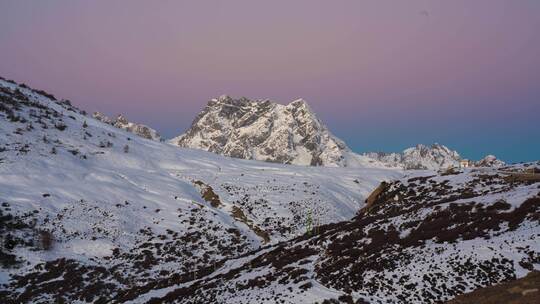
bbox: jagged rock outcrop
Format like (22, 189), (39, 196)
(475, 155), (505, 167)
(92, 111), (114, 124)
(93, 112), (161, 141)
(170, 95), (354, 167)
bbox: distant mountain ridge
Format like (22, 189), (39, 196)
(364, 145), (505, 170)
(363, 143), (462, 170)
(93, 112), (161, 141)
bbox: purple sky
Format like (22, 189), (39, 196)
(1, 1), (539, 162)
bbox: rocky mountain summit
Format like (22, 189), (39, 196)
(93, 112), (161, 141)
(170, 95), (355, 167)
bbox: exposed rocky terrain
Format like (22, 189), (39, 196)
(447, 271), (539, 304)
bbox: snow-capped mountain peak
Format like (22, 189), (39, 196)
(170, 96), (352, 167)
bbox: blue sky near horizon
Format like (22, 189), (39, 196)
(1, 1), (539, 163)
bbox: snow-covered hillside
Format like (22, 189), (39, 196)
(1, 77), (537, 304)
(127, 166), (540, 304)
(0, 78), (400, 302)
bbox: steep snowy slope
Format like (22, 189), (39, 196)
(170, 95), (378, 167)
(0, 78), (400, 302)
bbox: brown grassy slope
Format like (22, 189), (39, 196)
(446, 271), (540, 304)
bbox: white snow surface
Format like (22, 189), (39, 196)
(0, 79), (400, 290)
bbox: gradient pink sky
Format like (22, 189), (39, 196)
(1, 1), (539, 162)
